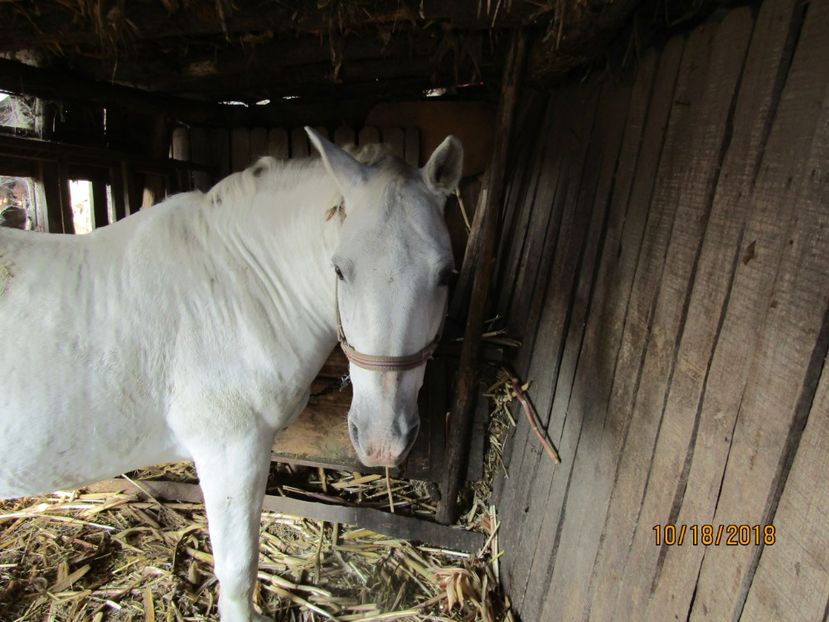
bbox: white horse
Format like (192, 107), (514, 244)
(0, 128), (463, 621)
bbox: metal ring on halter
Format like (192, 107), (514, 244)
(335, 278), (446, 372)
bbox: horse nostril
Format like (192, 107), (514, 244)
(348, 421), (360, 449)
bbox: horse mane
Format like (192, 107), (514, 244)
(204, 142), (402, 212)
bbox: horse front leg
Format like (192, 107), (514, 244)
(191, 431), (274, 622)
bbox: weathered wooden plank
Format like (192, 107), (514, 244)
(231, 127), (251, 172)
(267, 128), (289, 160)
(516, 42), (677, 618)
(647, 1), (829, 617)
(249, 127), (269, 161)
(491, 92), (547, 319)
(290, 127), (310, 158)
(491, 94), (570, 520)
(688, 18), (829, 619)
(587, 1), (803, 618)
(513, 73), (635, 617)
(538, 20), (718, 621)
(87, 479), (485, 554)
(742, 354), (829, 621)
(496, 82), (601, 587)
(575, 9), (754, 621)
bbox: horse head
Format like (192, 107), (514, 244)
(307, 128), (463, 468)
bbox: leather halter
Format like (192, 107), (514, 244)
(335, 278), (445, 372)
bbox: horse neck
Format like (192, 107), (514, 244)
(203, 161), (342, 377)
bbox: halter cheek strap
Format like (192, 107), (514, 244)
(335, 278), (445, 372)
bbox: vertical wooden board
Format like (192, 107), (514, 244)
(689, 44), (829, 622)
(504, 94), (574, 350)
(249, 127), (269, 161)
(91, 179), (108, 229)
(742, 358), (829, 622)
(268, 128), (289, 160)
(648, 1), (829, 618)
(209, 128), (231, 180)
(120, 161), (137, 216)
(38, 162), (64, 233)
(493, 95), (564, 565)
(171, 127), (190, 161)
(358, 126), (380, 146)
(502, 38), (676, 621)
(505, 76), (632, 615)
(291, 127), (309, 158)
(231, 127), (251, 172)
(108, 165), (126, 221)
(587, 8), (753, 620)
(493, 95), (570, 491)
(383, 127), (405, 158)
(404, 127), (420, 166)
(334, 125), (355, 147)
(591, 0), (804, 617)
(188, 127), (213, 191)
(492, 99), (554, 321)
(492, 94), (549, 317)
(538, 22), (714, 621)
(496, 84), (600, 594)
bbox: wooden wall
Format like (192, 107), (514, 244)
(493, 1), (829, 620)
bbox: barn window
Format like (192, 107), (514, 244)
(0, 92), (40, 133)
(0, 175), (37, 230)
(68, 179), (93, 234)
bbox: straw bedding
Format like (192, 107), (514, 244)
(0, 378), (520, 622)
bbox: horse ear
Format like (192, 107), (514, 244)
(422, 135), (464, 197)
(305, 127), (367, 196)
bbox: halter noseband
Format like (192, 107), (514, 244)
(335, 279), (445, 372)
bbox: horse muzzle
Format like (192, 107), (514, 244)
(348, 417), (420, 468)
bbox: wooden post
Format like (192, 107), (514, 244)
(38, 161), (74, 233)
(437, 29), (527, 524)
(121, 161), (136, 216)
(91, 179), (108, 228)
(109, 166), (126, 221)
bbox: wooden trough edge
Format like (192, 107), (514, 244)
(86, 478), (486, 554)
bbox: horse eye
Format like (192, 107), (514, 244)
(334, 265), (344, 281)
(437, 267), (457, 287)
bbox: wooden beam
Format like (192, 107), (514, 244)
(437, 29), (527, 525)
(86, 478), (486, 554)
(0, 133), (214, 176)
(0, 58), (226, 124)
